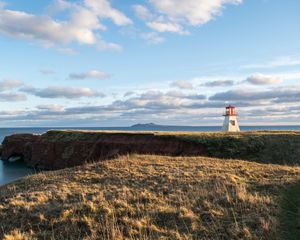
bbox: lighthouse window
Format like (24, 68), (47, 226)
(230, 120), (236, 126)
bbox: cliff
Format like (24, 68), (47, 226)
(0, 130), (206, 169)
(1, 130), (300, 169)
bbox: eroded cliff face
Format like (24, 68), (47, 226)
(1, 131), (207, 169)
(1, 134), (40, 163)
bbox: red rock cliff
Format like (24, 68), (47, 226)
(1, 131), (207, 169)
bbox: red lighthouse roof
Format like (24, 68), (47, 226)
(224, 105), (237, 116)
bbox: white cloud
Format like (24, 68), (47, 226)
(0, 79), (23, 91)
(246, 74), (282, 85)
(202, 80), (235, 87)
(170, 80), (194, 90)
(147, 20), (187, 34)
(69, 70), (111, 80)
(124, 91), (135, 97)
(189, 71), (299, 87)
(47, 0), (74, 14)
(0, 9), (97, 45)
(133, 5), (187, 34)
(133, 5), (153, 21)
(0, 79), (25, 101)
(36, 104), (65, 112)
(142, 32), (165, 44)
(134, 0), (242, 34)
(21, 86), (105, 99)
(209, 87), (300, 103)
(243, 56), (300, 69)
(97, 38), (122, 51)
(0, 0), (131, 50)
(85, 0), (132, 26)
(0, 93), (26, 102)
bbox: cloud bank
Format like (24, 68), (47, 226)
(246, 74), (282, 85)
(0, 79), (23, 91)
(0, 0), (245, 50)
(0, 0), (131, 50)
(21, 86), (105, 99)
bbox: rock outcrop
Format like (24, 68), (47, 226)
(1, 131), (207, 169)
(1, 134), (40, 163)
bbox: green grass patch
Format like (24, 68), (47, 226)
(280, 181), (300, 240)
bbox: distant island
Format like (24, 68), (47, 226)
(130, 123), (162, 128)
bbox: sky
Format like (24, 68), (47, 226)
(0, 0), (300, 127)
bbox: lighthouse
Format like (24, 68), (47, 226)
(222, 105), (240, 132)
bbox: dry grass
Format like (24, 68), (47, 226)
(0, 155), (300, 239)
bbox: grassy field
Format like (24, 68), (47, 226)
(1, 154), (300, 239)
(175, 131), (300, 165)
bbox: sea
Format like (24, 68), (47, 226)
(1, 125), (300, 186)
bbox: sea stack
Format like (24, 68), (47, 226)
(222, 105), (240, 132)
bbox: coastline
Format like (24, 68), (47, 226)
(0, 130), (300, 239)
(1, 130), (300, 170)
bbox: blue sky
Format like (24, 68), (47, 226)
(0, 0), (300, 127)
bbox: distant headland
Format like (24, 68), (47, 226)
(130, 123), (162, 128)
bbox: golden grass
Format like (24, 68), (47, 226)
(0, 155), (300, 239)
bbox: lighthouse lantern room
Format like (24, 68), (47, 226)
(222, 105), (240, 132)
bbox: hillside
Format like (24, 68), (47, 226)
(177, 131), (300, 165)
(1, 155), (300, 239)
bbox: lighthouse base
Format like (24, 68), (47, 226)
(222, 116), (240, 132)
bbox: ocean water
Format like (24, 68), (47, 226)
(0, 161), (36, 186)
(0, 125), (300, 186)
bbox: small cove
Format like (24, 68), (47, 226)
(0, 160), (35, 186)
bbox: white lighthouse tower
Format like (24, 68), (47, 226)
(222, 105), (240, 132)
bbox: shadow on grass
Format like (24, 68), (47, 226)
(280, 181), (300, 240)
